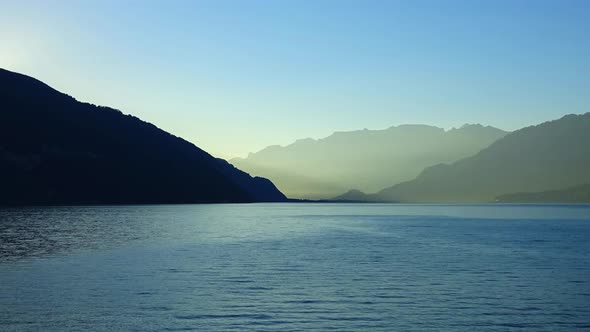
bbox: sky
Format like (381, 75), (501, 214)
(1, 0), (589, 158)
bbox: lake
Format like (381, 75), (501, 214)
(1, 204), (590, 331)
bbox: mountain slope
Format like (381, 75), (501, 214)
(231, 124), (507, 199)
(0, 68), (286, 205)
(496, 184), (590, 203)
(369, 113), (590, 203)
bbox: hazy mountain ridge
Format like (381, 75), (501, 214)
(351, 113), (590, 203)
(496, 184), (590, 203)
(0, 68), (286, 205)
(232, 124), (508, 199)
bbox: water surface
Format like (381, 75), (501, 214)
(1, 204), (589, 331)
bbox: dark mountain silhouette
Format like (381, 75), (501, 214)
(350, 113), (590, 203)
(0, 68), (286, 205)
(496, 184), (590, 203)
(231, 124), (507, 199)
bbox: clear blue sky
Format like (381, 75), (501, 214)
(1, 0), (589, 158)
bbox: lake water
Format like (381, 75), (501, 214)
(1, 204), (590, 331)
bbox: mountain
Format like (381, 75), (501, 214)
(0, 68), (287, 205)
(332, 190), (375, 202)
(362, 113), (590, 203)
(496, 184), (590, 203)
(231, 124), (508, 199)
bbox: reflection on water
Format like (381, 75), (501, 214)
(1, 203), (590, 331)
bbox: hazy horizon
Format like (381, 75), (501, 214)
(2, 0), (589, 158)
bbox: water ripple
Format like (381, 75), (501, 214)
(1, 204), (589, 331)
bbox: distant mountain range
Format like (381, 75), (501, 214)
(3, 68), (587, 205)
(496, 184), (590, 203)
(231, 124), (508, 199)
(0, 68), (286, 205)
(335, 113), (590, 203)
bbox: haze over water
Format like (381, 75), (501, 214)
(1, 204), (589, 331)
